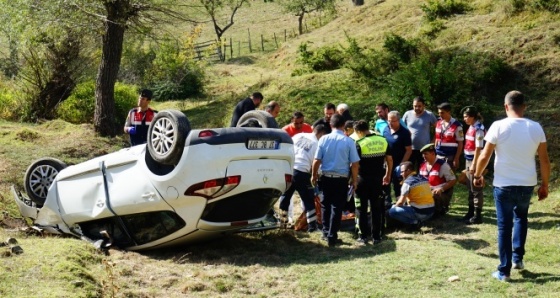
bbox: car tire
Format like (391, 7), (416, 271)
(147, 110), (191, 165)
(24, 158), (67, 206)
(236, 110), (279, 128)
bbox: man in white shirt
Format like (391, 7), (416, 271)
(474, 90), (550, 282)
(278, 124), (327, 232)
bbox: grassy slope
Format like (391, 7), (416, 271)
(2, 0), (560, 297)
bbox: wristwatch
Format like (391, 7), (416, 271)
(473, 176), (482, 179)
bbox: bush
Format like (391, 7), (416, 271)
(421, 0), (472, 22)
(146, 37), (205, 101)
(57, 81), (137, 124)
(294, 42), (345, 74)
(341, 35), (518, 114)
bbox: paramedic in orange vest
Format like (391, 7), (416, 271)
(461, 106), (486, 224)
(434, 102), (464, 170)
(124, 89), (158, 146)
(419, 143), (457, 216)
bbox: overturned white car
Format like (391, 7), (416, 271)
(12, 110), (293, 250)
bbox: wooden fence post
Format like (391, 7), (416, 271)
(261, 34), (264, 51)
(230, 38), (233, 59)
(284, 29), (287, 42)
(274, 32), (278, 49)
(248, 28), (252, 53)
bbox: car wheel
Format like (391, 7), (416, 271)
(147, 110), (191, 165)
(24, 158), (67, 206)
(236, 110), (279, 128)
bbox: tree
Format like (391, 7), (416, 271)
(198, 0), (249, 60)
(279, 0), (336, 35)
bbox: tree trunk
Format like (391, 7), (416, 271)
(94, 2), (128, 137)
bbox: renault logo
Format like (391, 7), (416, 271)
(263, 174), (269, 184)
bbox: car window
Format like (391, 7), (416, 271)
(122, 211), (186, 245)
(79, 211), (186, 247)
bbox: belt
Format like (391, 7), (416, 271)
(321, 173), (348, 179)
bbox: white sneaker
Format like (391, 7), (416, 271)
(513, 261), (524, 270)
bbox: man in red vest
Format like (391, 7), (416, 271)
(124, 89), (158, 146)
(419, 143), (457, 216)
(434, 102), (464, 170)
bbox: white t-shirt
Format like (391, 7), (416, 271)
(292, 133), (318, 173)
(485, 117), (546, 187)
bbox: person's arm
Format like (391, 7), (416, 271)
(473, 142), (496, 187)
(402, 145), (412, 163)
(311, 159), (322, 186)
(432, 164), (457, 194)
(537, 142), (551, 200)
(350, 162), (359, 191)
(124, 110), (134, 134)
(453, 140), (464, 170)
(395, 193), (408, 207)
(383, 155), (393, 185)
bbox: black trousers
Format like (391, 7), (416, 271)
(354, 175), (384, 240)
(320, 176), (348, 244)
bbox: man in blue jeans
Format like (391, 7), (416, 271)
(474, 90), (550, 282)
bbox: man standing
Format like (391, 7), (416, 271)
(229, 92), (263, 127)
(419, 144), (457, 216)
(435, 102), (464, 170)
(353, 120), (392, 245)
(387, 111), (412, 201)
(313, 103), (336, 134)
(388, 161), (435, 228)
(474, 91), (550, 282)
(278, 125), (327, 231)
(312, 114), (360, 247)
(265, 101), (281, 118)
(282, 111), (313, 137)
(461, 106), (485, 224)
(337, 103), (353, 122)
(402, 96), (437, 170)
(374, 103), (408, 142)
(124, 89), (158, 146)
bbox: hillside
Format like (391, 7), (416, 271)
(1, 1), (560, 297)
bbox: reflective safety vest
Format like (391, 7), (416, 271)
(356, 134), (389, 158)
(419, 159), (447, 188)
(403, 174), (434, 208)
(464, 121), (485, 160)
(128, 108), (157, 146)
(435, 118), (462, 157)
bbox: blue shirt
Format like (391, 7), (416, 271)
(315, 129), (360, 176)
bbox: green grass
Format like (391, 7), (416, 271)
(2, 186), (559, 296)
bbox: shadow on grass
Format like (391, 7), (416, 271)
(142, 228), (396, 267)
(514, 270), (560, 284)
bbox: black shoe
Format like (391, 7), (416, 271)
(372, 239), (383, 245)
(356, 238), (368, 246)
(465, 208), (483, 225)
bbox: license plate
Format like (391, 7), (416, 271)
(247, 139), (278, 150)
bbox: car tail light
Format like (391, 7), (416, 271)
(184, 175), (241, 199)
(285, 174), (292, 191)
(198, 130), (216, 138)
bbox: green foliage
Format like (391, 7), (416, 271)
(383, 33), (420, 65)
(293, 42), (345, 75)
(338, 34), (517, 114)
(57, 81), (137, 124)
(530, 0), (560, 13)
(119, 35), (206, 101)
(385, 48), (517, 112)
(421, 0), (472, 22)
